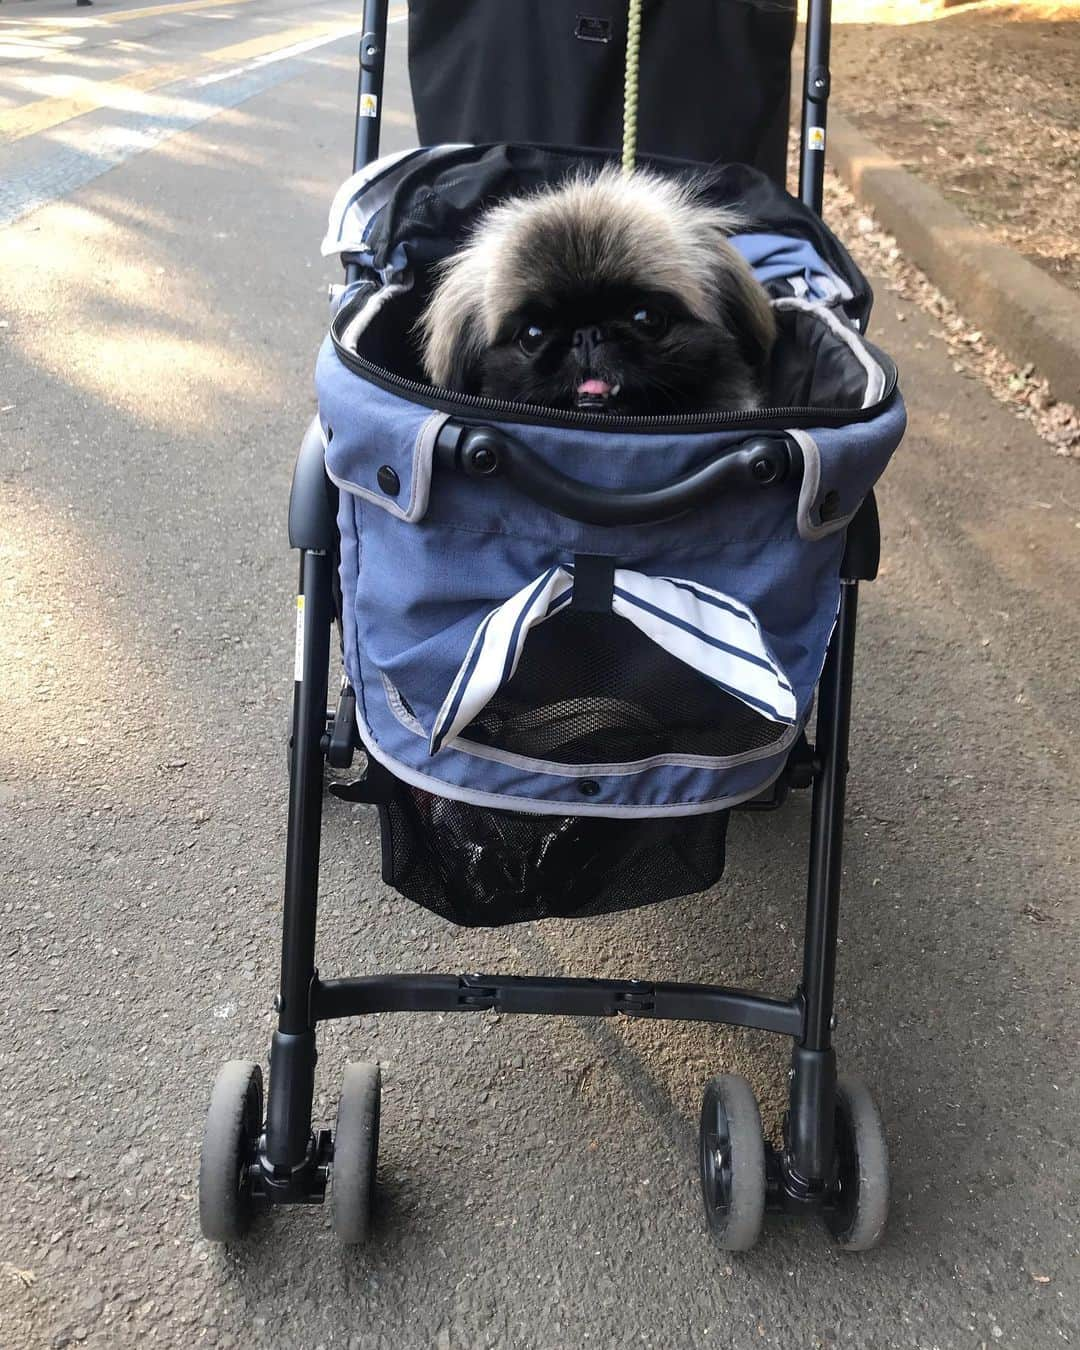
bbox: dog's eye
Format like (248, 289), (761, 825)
(517, 323), (545, 355)
(631, 306), (666, 336)
(631, 307), (665, 333)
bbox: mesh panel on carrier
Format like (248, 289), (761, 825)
(461, 610), (787, 764)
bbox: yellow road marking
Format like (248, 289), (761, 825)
(3, 0), (253, 39)
(203, 20), (367, 65)
(0, 18), (368, 145)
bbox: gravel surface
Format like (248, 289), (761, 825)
(1, 6), (1078, 1349)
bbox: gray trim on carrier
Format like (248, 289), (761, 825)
(324, 409), (451, 523)
(354, 711), (791, 818)
(791, 428), (861, 542)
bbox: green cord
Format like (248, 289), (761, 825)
(622, 0), (643, 177)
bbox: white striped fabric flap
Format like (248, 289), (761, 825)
(429, 566), (797, 756)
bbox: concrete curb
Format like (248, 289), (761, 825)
(823, 108), (1080, 407)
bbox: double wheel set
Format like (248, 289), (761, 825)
(200, 1059), (382, 1245)
(199, 1056), (888, 1251)
(700, 1072), (889, 1251)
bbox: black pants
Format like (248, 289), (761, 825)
(406, 0), (795, 187)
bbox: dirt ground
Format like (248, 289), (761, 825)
(829, 0), (1080, 291)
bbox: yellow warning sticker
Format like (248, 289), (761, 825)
(359, 92), (379, 118)
(808, 126), (826, 152)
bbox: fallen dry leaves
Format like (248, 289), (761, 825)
(823, 168), (1080, 459)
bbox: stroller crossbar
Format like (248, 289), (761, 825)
(310, 972), (805, 1035)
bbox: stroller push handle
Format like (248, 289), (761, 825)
(434, 423), (798, 527)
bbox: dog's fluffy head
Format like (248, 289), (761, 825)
(418, 167), (776, 413)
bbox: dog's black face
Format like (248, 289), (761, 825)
(419, 168), (777, 415)
(478, 281), (761, 414)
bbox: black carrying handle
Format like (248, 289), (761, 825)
(434, 423), (801, 527)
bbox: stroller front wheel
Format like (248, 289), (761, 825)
(198, 1060), (264, 1242)
(823, 1077), (890, 1251)
(699, 1074), (766, 1251)
(330, 1061), (382, 1243)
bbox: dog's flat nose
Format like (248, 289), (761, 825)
(572, 326), (606, 352)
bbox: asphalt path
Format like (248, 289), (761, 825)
(1, 3), (1077, 1348)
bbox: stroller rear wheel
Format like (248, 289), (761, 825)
(699, 1074), (766, 1251)
(330, 1061), (382, 1243)
(823, 1077), (890, 1251)
(199, 1060), (264, 1242)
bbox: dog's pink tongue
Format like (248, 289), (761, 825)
(577, 378), (612, 397)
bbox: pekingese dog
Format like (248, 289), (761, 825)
(418, 167), (775, 414)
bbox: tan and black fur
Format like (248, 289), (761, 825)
(418, 167), (776, 414)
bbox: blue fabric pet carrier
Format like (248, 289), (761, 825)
(315, 145), (906, 927)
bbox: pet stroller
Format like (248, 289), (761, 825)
(198, 0), (907, 1252)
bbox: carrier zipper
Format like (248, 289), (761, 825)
(330, 307), (898, 435)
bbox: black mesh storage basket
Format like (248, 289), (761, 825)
(368, 762), (729, 928)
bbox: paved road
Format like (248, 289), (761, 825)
(1, 3), (1077, 1348)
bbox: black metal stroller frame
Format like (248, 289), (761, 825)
(199, 0), (892, 1252)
